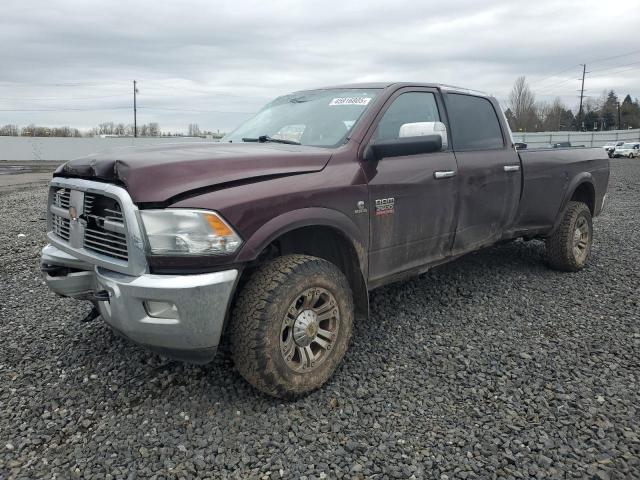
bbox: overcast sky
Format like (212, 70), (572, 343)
(1, 0), (639, 133)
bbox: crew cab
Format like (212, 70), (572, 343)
(41, 82), (610, 398)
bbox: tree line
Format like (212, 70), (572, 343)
(90, 122), (161, 137)
(0, 122), (224, 138)
(0, 122), (162, 137)
(0, 124), (83, 137)
(506, 76), (640, 132)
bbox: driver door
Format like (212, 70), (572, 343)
(363, 88), (459, 284)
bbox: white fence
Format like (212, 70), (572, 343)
(512, 128), (640, 149)
(0, 136), (215, 161)
(2, 129), (639, 159)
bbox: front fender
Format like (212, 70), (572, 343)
(236, 207), (368, 276)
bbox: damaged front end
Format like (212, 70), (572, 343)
(40, 177), (238, 364)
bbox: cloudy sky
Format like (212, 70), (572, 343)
(1, 0), (639, 134)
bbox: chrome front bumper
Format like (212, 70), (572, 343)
(41, 244), (238, 363)
(41, 244), (96, 298)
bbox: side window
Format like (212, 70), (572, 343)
(447, 94), (504, 150)
(374, 92), (442, 142)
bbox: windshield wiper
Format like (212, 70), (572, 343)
(242, 135), (300, 145)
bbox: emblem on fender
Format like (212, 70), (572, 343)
(354, 200), (367, 214)
(375, 197), (395, 216)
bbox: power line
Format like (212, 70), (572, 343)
(525, 50), (640, 97)
(534, 73), (584, 90)
(0, 104), (256, 114)
(585, 49), (640, 65)
(0, 93), (130, 100)
(139, 107), (255, 114)
(588, 60), (640, 74)
(527, 51), (639, 89)
(534, 77), (578, 94)
(0, 81), (130, 88)
(0, 106), (131, 112)
(529, 65), (580, 86)
(533, 59), (640, 98)
(141, 84), (268, 99)
(588, 65), (640, 79)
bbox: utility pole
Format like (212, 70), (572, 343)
(577, 64), (586, 132)
(617, 101), (621, 130)
(133, 80), (138, 138)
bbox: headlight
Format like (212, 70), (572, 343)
(139, 209), (242, 255)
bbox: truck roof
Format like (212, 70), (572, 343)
(297, 82), (491, 98)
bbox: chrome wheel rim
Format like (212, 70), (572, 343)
(280, 287), (339, 372)
(573, 216), (590, 262)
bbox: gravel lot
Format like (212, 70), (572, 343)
(1, 159), (639, 479)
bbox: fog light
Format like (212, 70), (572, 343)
(144, 300), (179, 319)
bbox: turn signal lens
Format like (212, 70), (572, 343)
(205, 213), (234, 236)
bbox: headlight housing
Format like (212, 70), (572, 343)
(139, 209), (242, 256)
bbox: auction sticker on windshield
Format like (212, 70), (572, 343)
(329, 97), (372, 106)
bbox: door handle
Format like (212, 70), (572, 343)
(434, 170), (456, 179)
(503, 165), (520, 172)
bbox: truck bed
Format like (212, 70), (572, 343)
(511, 147), (609, 237)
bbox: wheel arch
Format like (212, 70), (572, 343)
(236, 208), (369, 319)
(551, 174), (596, 233)
(569, 179), (596, 215)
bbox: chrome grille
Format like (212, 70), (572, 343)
(48, 187), (129, 262)
(82, 193), (128, 261)
(52, 188), (71, 240)
(83, 193), (95, 214)
(47, 178), (146, 276)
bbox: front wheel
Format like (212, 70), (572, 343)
(545, 201), (593, 271)
(229, 254), (354, 398)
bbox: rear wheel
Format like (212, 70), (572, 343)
(229, 254), (353, 398)
(629, 153), (634, 159)
(545, 201), (593, 271)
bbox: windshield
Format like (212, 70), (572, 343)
(223, 88), (381, 147)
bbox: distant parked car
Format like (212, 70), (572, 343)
(613, 142), (640, 158)
(552, 141), (572, 148)
(603, 141), (625, 158)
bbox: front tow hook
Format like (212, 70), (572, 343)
(91, 290), (111, 302)
(40, 264), (70, 276)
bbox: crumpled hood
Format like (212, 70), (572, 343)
(55, 142), (333, 203)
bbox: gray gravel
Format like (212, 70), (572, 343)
(1, 159), (639, 479)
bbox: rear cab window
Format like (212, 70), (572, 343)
(446, 93), (505, 151)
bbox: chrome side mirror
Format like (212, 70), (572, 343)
(398, 121), (448, 149)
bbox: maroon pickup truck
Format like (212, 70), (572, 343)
(41, 82), (609, 398)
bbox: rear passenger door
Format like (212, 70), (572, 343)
(444, 93), (522, 255)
